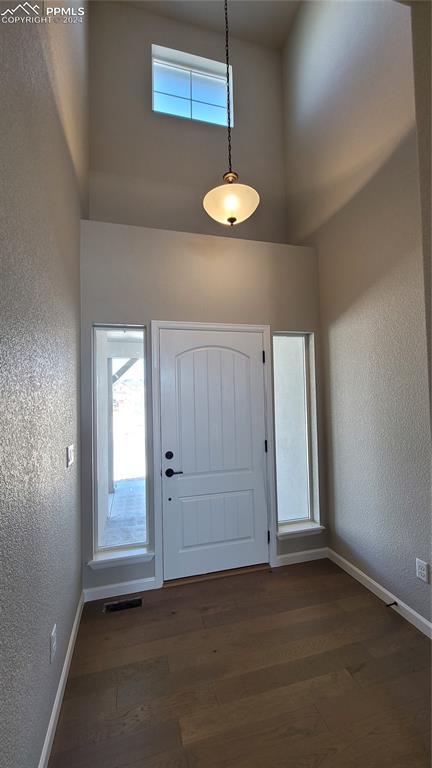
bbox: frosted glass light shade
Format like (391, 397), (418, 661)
(203, 179), (260, 226)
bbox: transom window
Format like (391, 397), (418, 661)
(152, 44), (234, 127)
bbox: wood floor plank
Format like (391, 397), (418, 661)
(48, 720), (181, 768)
(168, 610), (349, 672)
(70, 600), (345, 678)
(364, 622), (431, 658)
(64, 655), (169, 700)
(233, 730), (429, 768)
(185, 705), (330, 768)
(115, 748), (190, 768)
(169, 630), (365, 692)
(53, 686), (217, 754)
(169, 602), (407, 676)
(316, 683), (426, 735)
(149, 682), (217, 723)
(54, 684), (216, 755)
(180, 669), (356, 745)
(51, 701), (153, 755)
(78, 560), (338, 626)
(318, 701), (430, 767)
(58, 686), (117, 724)
(336, 591), (386, 613)
(227, 732), (341, 768)
(74, 609), (207, 651)
(369, 668), (431, 709)
(49, 561), (431, 768)
(347, 645), (430, 688)
(214, 641), (371, 704)
(202, 580), (365, 629)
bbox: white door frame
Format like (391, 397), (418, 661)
(151, 321), (278, 583)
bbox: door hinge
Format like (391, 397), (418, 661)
(267, 530), (271, 543)
(264, 439), (268, 453)
(262, 350), (266, 363)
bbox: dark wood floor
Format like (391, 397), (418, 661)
(49, 560), (431, 767)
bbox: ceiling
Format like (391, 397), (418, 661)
(131, 1), (300, 49)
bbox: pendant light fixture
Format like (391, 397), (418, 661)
(203, 0), (260, 227)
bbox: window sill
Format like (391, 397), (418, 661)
(88, 547), (155, 570)
(277, 521), (325, 540)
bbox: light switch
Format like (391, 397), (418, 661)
(66, 444), (74, 468)
(50, 624), (57, 663)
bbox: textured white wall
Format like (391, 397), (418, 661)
(89, 2), (288, 244)
(409, 0), (431, 411)
(283, 0), (417, 244)
(283, 0), (431, 619)
(0, 7), (88, 767)
(318, 129), (430, 620)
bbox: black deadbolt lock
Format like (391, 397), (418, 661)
(165, 450), (174, 460)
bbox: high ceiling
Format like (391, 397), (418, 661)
(133, 1), (300, 49)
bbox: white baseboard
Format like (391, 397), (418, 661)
(83, 575), (160, 603)
(271, 547), (329, 568)
(38, 592), (84, 768)
(327, 548), (432, 639)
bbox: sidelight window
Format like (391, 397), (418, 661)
(93, 326), (148, 553)
(272, 333), (320, 527)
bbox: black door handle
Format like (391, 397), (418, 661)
(165, 468), (183, 478)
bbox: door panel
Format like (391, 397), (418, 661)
(160, 328), (268, 580)
(177, 347), (252, 473)
(180, 490), (254, 548)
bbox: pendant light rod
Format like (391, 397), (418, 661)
(224, 0), (233, 177)
(202, 0), (260, 226)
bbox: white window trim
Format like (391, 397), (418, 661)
(88, 547), (154, 570)
(272, 332), (322, 536)
(277, 521), (325, 540)
(151, 43), (234, 126)
(92, 324), (150, 560)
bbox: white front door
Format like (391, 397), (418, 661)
(159, 326), (269, 580)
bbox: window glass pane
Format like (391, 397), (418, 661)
(94, 328), (147, 550)
(153, 91), (191, 119)
(273, 336), (310, 523)
(191, 72), (226, 107)
(152, 46), (233, 127)
(192, 100), (227, 126)
(153, 61), (190, 99)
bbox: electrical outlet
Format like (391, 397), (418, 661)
(66, 444), (74, 468)
(416, 558), (429, 583)
(50, 624), (57, 663)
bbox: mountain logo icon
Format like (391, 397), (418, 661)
(1, 2), (39, 14)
